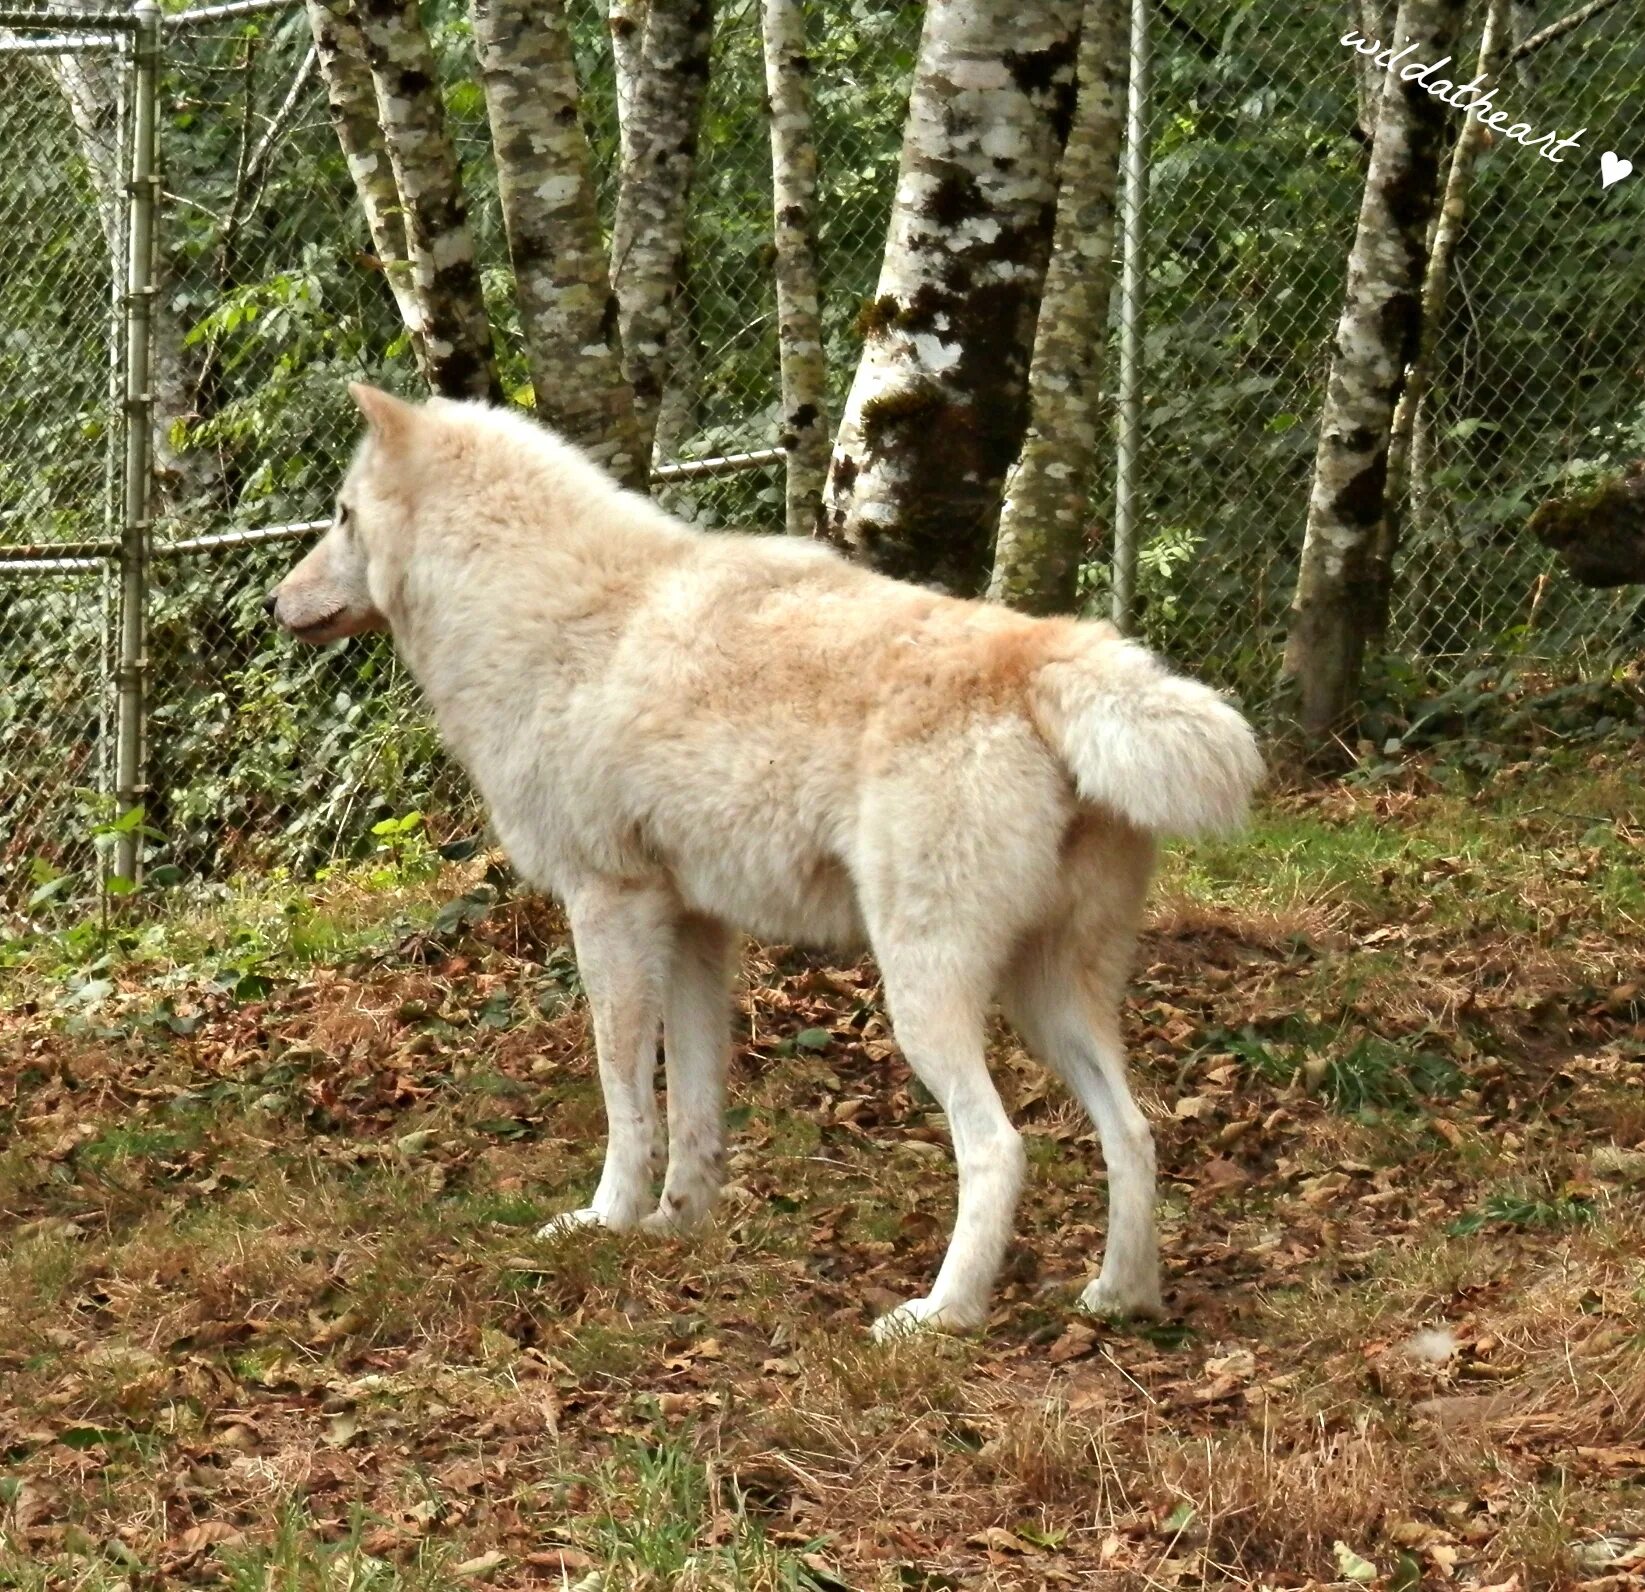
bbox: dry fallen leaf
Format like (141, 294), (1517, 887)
(1048, 1321), (1099, 1364)
(967, 1526), (1037, 1557)
(453, 1549), (507, 1578)
(1199, 1157), (1249, 1192)
(1203, 1348), (1256, 1381)
(1575, 1445), (1645, 1473)
(1332, 1540), (1378, 1583)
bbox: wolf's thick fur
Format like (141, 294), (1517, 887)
(271, 387), (1263, 1335)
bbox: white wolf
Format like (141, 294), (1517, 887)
(269, 385), (1262, 1337)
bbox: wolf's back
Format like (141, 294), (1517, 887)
(1028, 630), (1263, 836)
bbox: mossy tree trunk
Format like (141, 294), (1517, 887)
(607, 0), (648, 168)
(1276, 0), (1467, 750)
(472, 0), (644, 487)
(350, 0), (501, 401)
(1372, 0), (1510, 626)
(761, 0), (828, 536)
(306, 0), (425, 372)
(821, 0), (1081, 593)
(1351, 0), (1398, 141)
(611, 0), (714, 465)
(988, 0), (1126, 613)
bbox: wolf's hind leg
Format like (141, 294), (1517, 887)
(643, 914), (736, 1232)
(1002, 929), (1163, 1319)
(538, 879), (674, 1237)
(870, 953), (1025, 1339)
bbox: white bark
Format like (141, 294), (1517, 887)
(473, 0), (644, 486)
(989, 0), (1126, 612)
(1377, 0), (1511, 602)
(761, 0), (827, 537)
(611, 0), (714, 464)
(350, 0), (499, 399)
(607, 0), (648, 168)
(306, 0), (425, 367)
(1351, 0), (1398, 141)
(1279, 0), (1468, 745)
(820, 0), (1082, 592)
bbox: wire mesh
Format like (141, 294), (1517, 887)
(141, 6), (453, 890)
(123, 0), (915, 897)
(2, 0), (1641, 917)
(0, 19), (126, 917)
(1385, 3), (1645, 672)
(1111, 1), (1645, 701)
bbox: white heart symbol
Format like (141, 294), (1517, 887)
(1601, 151), (1634, 188)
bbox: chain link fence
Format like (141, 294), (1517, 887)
(1115, 0), (1643, 700)
(0, 11), (130, 911)
(3, 0), (1641, 920)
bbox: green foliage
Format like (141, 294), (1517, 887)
(1357, 657), (1645, 773)
(1449, 1185), (1596, 1237)
(1318, 1035), (1462, 1117)
(1196, 1022), (1462, 1117)
(578, 1437), (835, 1588)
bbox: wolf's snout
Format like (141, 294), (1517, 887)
(263, 590), (279, 618)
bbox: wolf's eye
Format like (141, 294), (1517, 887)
(337, 502), (352, 532)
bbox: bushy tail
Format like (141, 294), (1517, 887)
(1030, 631), (1263, 836)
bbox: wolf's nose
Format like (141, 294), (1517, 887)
(263, 590), (279, 617)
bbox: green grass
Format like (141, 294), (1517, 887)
(1164, 757), (1645, 930)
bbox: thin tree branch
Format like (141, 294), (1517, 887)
(243, 43), (319, 204)
(1507, 0), (1623, 62)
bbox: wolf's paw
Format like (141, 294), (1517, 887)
(1078, 1272), (1165, 1321)
(637, 1174), (719, 1236)
(870, 1295), (981, 1342)
(638, 1202), (712, 1237)
(536, 1207), (609, 1240)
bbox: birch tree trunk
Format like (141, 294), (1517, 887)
(611, 0), (714, 463)
(351, 0), (500, 400)
(1276, 0), (1467, 748)
(1351, 0), (1397, 141)
(820, 0), (1082, 593)
(760, 0), (827, 537)
(472, 0), (644, 486)
(651, 313), (704, 514)
(1372, 0), (1509, 621)
(608, 0), (648, 168)
(988, 0), (1126, 613)
(306, 0), (425, 370)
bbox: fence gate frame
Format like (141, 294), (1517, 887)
(0, 0), (325, 887)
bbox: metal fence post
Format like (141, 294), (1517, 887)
(1110, 0), (1148, 634)
(114, 0), (160, 884)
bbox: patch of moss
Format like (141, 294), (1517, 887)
(853, 294), (901, 339)
(1527, 464), (1645, 586)
(860, 381), (945, 451)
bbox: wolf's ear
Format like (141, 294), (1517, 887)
(348, 382), (418, 448)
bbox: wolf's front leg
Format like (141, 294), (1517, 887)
(538, 881), (676, 1237)
(643, 914), (736, 1232)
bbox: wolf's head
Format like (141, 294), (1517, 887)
(266, 383), (422, 644)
